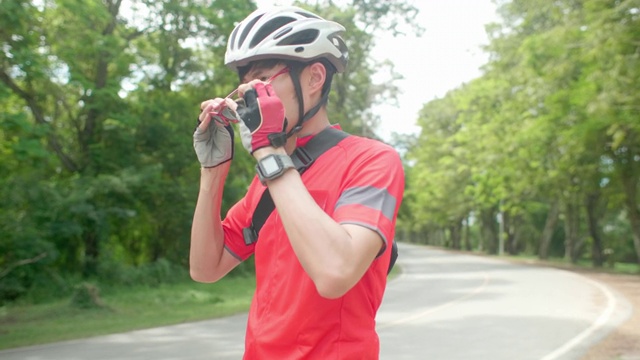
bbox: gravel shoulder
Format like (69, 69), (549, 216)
(577, 271), (640, 360)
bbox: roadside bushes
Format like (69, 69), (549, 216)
(97, 257), (189, 288)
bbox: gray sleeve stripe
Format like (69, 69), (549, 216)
(339, 221), (388, 257)
(335, 186), (397, 220)
(224, 244), (243, 261)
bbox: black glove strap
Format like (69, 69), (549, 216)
(268, 132), (288, 148)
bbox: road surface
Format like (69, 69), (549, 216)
(0, 243), (632, 359)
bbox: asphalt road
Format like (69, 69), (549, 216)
(0, 243), (632, 360)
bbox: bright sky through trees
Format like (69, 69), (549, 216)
(255, 0), (499, 140)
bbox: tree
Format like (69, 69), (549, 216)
(0, 0), (426, 302)
(404, 0), (640, 265)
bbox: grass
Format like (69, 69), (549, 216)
(0, 267), (403, 351)
(0, 276), (256, 350)
(613, 262), (640, 274)
(2, 252), (632, 351)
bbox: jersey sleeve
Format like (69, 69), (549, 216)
(333, 142), (405, 254)
(222, 180), (260, 261)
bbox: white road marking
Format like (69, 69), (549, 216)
(377, 272), (491, 330)
(541, 271), (617, 360)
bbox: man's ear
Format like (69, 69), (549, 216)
(306, 62), (326, 95)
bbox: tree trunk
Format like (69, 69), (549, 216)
(449, 219), (462, 250)
(539, 201), (559, 260)
(463, 216), (472, 251)
(621, 174), (640, 265)
(509, 223), (522, 256)
(563, 196), (581, 264)
(481, 207), (498, 254)
(438, 228), (447, 247)
(504, 212), (520, 255)
(83, 230), (99, 277)
(627, 208), (640, 265)
(585, 192), (605, 267)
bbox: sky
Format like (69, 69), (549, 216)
(253, 0), (499, 141)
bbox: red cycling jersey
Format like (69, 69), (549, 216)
(223, 126), (405, 359)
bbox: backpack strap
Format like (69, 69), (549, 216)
(243, 127), (349, 246)
(388, 241), (398, 275)
(289, 127), (349, 172)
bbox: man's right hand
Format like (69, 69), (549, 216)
(194, 98), (236, 168)
(237, 82), (287, 155)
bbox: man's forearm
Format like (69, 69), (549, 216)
(190, 164), (230, 282)
(266, 169), (381, 298)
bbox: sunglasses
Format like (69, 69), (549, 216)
(210, 67), (290, 126)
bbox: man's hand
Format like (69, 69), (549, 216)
(193, 98), (236, 168)
(237, 83), (287, 155)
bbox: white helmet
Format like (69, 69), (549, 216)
(225, 6), (348, 73)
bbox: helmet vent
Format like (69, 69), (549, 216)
(238, 14), (263, 48)
(295, 11), (320, 19)
(277, 29), (319, 46)
(295, 46), (304, 53)
(250, 17), (296, 48)
(273, 26), (293, 40)
(328, 33), (348, 54)
(229, 26), (240, 50)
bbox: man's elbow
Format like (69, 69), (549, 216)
(190, 268), (222, 283)
(314, 272), (354, 299)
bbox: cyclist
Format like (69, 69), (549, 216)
(191, 6), (405, 359)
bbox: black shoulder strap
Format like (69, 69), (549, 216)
(242, 127), (349, 246)
(388, 241), (398, 275)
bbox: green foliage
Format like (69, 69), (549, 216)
(0, 0), (420, 303)
(0, 0), (255, 302)
(69, 282), (107, 309)
(97, 256), (189, 287)
(404, 0), (640, 264)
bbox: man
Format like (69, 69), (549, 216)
(190, 6), (404, 359)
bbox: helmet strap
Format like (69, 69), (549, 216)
(285, 62), (331, 139)
(286, 63), (305, 137)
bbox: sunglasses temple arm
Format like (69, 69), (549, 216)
(222, 67), (287, 100)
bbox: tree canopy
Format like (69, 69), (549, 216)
(404, 0), (640, 266)
(0, 0), (420, 302)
